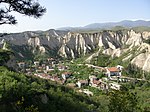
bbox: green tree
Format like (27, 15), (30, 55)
(0, 49), (13, 65)
(108, 89), (140, 112)
(0, 0), (46, 25)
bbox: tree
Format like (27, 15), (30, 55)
(108, 89), (140, 112)
(0, 0), (46, 25)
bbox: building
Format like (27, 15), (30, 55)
(17, 62), (25, 68)
(34, 73), (51, 79)
(46, 65), (54, 71)
(61, 72), (72, 80)
(109, 82), (121, 90)
(117, 65), (124, 71)
(79, 89), (93, 96)
(34, 61), (40, 67)
(100, 82), (109, 90)
(76, 80), (89, 88)
(105, 66), (122, 78)
(58, 65), (67, 71)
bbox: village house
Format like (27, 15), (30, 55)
(46, 65), (54, 71)
(79, 89), (93, 96)
(76, 80), (89, 88)
(34, 61), (40, 67)
(47, 57), (58, 65)
(38, 66), (43, 70)
(50, 75), (59, 81)
(105, 65), (123, 78)
(117, 65), (124, 71)
(89, 75), (109, 90)
(25, 68), (32, 75)
(35, 69), (43, 73)
(99, 81), (109, 90)
(34, 73), (51, 79)
(50, 75), (63, 84)
(58, 65), (67, 71)
(109, 82), (121, 90)
(47, 57), (54, 62)
(89, 75), (97, 81)
(61, 72), (72, 80)
(92, 79), (101, 88)
(17, 62), (25, 68)
(89, 76), (100, 87)
(42, 64), (46, 67)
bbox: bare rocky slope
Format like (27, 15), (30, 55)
(0, 29), (150, 72)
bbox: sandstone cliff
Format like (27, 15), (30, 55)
(0, 29), (150, 72)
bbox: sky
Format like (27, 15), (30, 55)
(0, 0), (150, 33)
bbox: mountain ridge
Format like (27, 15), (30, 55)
(57, 20), (150, 31)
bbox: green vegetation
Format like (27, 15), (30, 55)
(0, 67), (101, 112)
(11, 45), (35, 61)
(143, 38), (150, 45)
(122, 81), (150, 112)
(127, 64), (143, 78)
(0, 0), (46, 25)
(0, 49), (13, 66)
(109, 89), (139, 112)
(132, 26), (150, 33)
(69, 64), (94, 79)
(1, 66), (147, 112)
(91, 53), (111, 67)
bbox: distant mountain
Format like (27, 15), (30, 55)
(57, 27), (83, 31)
(85, 20), (150, 29)
(57, 20), (150, 31)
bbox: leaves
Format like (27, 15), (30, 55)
(0, 0), (46, 25)
(108, 90), (139, 112)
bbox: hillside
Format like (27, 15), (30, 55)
(0, 28), (150, 74)
(0, 66), (107, 112)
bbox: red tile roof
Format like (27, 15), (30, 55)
(62, 72), (72, 75)
(93, 79), (101, 85)
(107, 67), (119, 72)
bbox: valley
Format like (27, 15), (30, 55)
(0, 0), (150, 111)
(0, 28), (150, 112)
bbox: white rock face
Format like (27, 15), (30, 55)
(1, 29), (150, 72)
(102, 48), (122, 57)
(143, 54), (150, 72)
(28, 37), (46, 53)
(131, 53), (147, 69)
(131, 53), (150, 72)
(122, 54), (132, 61)
(39, 46), (46, 53)
(126, 30), (143, 46)
(58, 32), (97, 58)
(130, 43), (150, 72)
(142, 31), (150, 40)
(28, 37), (40, 47)
(58, 44), (68, 58)
(140, 43), (150, 53)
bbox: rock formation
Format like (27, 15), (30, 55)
(0, 29), (150, 72)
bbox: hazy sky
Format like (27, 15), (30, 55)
(0, 0), (150, 33)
